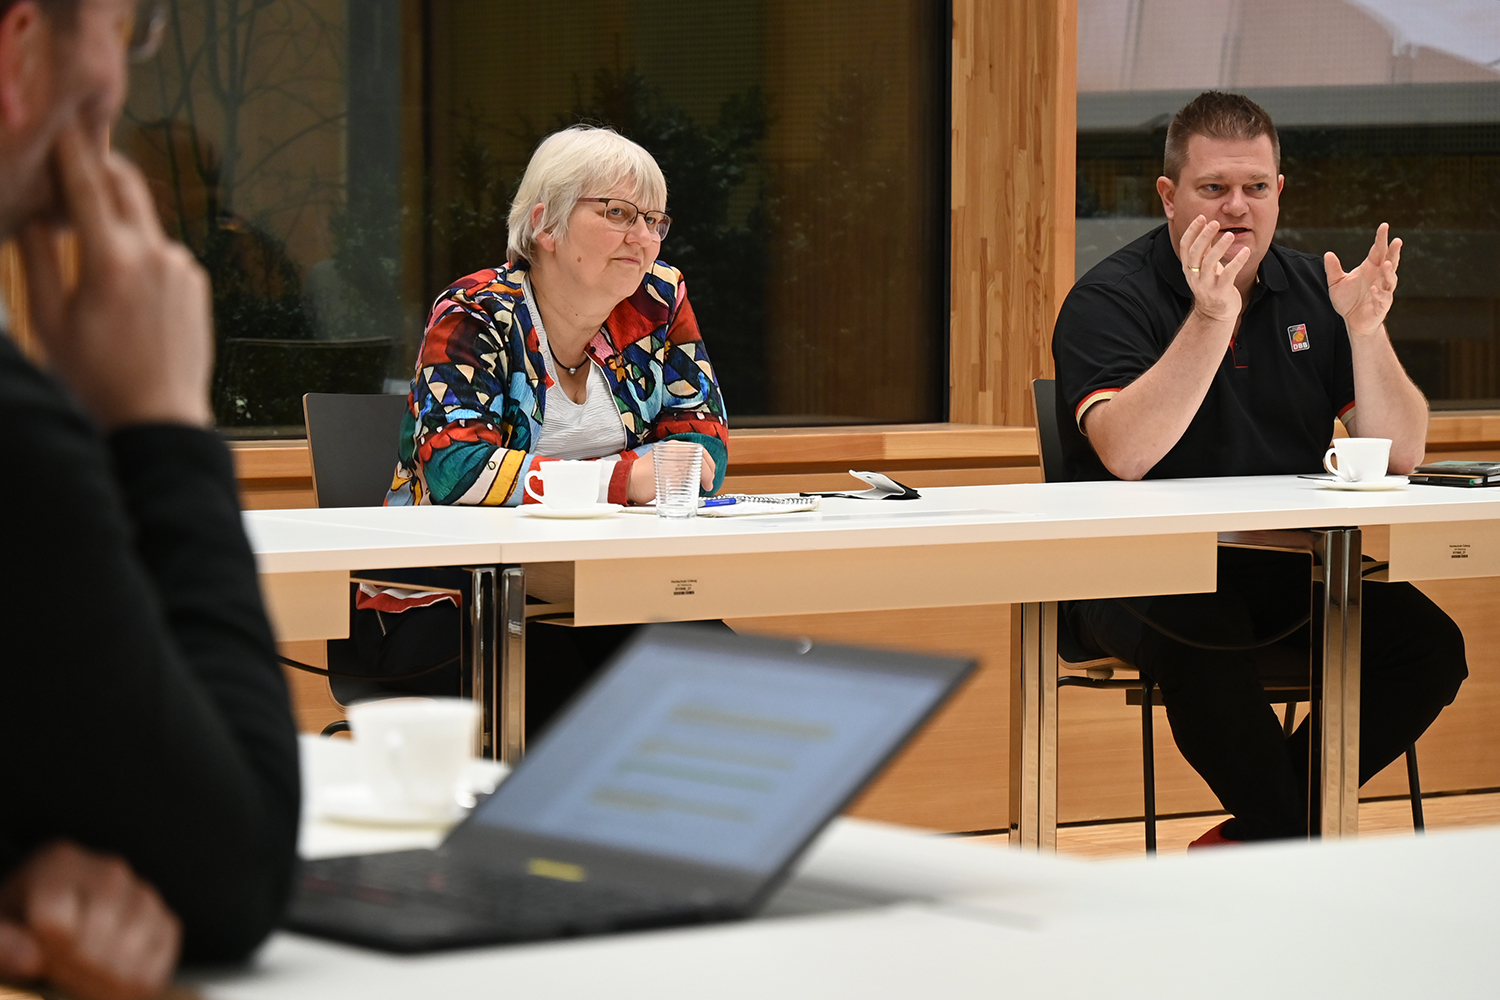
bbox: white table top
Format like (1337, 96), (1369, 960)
(196, 750), (1500, 1000)
(246, 476), (1500, 573)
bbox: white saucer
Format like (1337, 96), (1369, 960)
(314, 760), (509, 828)
(317, 784), (465, 827)
(523, 503), (621, 519)
(1320, 476), (1409, 492)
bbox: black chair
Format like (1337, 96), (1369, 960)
(300, 392), (466, 727)
(1030, 378), (1424, 850)
(303, 392), (409, 507)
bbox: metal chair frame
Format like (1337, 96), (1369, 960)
(1032, 379), (1424, 851)
(301, 393), (535, 762)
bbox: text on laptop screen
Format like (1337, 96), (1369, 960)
(471, 639), (946, 874)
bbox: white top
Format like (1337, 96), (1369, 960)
(193, 741), (1500, 999)
(524, 276), (627, 505)
(245, 476), (1500, 574)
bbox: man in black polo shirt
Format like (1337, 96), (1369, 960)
(1052, 91), (1467, 845)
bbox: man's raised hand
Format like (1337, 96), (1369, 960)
(1179, 215), (1252, 325)
(1325, 222), (1401, 338)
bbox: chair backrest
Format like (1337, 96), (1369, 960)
(1031, 378), (1104, 484)
(1031, 378), (1066, 484)
(302, 393), (409, 507)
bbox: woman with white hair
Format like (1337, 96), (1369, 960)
(348, 126), (730, 733)
(388, 124), (727, 508)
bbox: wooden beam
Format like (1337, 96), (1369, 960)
(0, 242), (36, 359)
(727, 423), (1038, 467)
(1427, 412), (1500, 449)
(232, 439), (315, 481)
(1, 235), (77, 364)
(950, 0), (1077, 428)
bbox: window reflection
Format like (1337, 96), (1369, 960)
(123, 0), (410, 434)
(1077, 0), (1500, 407)
(119, 0), (949, 435)
(427, 0), (948, 425)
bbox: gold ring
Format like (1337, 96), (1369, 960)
(1187, 266), (1201, 272)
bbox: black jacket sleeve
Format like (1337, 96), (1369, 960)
(0, 338), (299, 963)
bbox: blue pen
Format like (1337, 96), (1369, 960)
(702, 496), (737, 507)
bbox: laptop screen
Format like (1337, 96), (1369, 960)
(469, 631), (955, 875)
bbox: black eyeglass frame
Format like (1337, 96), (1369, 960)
(578, 197), (672, 241)
(128, 0), (168, 63)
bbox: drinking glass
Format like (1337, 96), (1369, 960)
(653, 440), (703, 518)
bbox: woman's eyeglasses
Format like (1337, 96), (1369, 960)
(579, 198), (671, 241)
(128, 1), (168, 63)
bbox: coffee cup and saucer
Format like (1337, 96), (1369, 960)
(1319, 437), (1407, 491)
(315, 698), (507, 828)
(521, 460), (621, 518)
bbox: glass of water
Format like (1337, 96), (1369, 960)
(653, 440), (703, 518)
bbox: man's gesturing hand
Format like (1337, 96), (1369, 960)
(1325, 222), (1401, 338)
(18, 125), (214, 430)
(1179, 216), (1252, 325)
(0, 841), (181, 1000)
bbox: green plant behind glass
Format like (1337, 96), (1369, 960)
(441, 67), (772, 415)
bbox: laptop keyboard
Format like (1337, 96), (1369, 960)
(297, 850), (708, 939)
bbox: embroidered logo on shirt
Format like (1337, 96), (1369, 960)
(1287, 323), (1310, 353)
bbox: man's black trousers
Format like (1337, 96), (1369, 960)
(1064, 546), (1468, 841)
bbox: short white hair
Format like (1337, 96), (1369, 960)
(506, 126), (668, 265)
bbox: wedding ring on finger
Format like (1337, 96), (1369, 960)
(1188, 266), (1201, 272)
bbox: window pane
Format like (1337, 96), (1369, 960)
(1077, 0), (1500, 407)
(426, 0), (949, 425)
(123, 0), (413, 436)
(122, 1), (947, 434)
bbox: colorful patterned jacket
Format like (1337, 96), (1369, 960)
(386, 260), (728, 506)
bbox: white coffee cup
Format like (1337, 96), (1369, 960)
(1323, 437), (1392, 483)
(524, 460), (599, 509)
(346, 697), (480, 820)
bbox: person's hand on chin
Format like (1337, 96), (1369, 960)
(18, 124), (214, 430)
(0, 841), (181, 1000)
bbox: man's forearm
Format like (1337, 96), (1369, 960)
(1346, 324), (1428, 473)
(1084, 311), (1235, 480)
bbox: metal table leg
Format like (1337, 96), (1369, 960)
(498, 566), (527, 764)
(465, 565), (527, 763)
(1220, 527), (1364, 838)
(1010, 602), (1058, 851)
(465, 567), (495, 759)
(1314, 528), (1361, 838)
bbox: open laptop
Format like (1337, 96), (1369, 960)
(286, 624), (975, 952)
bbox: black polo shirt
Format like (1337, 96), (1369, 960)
(1052, 224), (1355, 482)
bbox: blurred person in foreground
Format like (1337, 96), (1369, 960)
(347, 126), (730, 728)
(0, 1), (299, 997)
(1052, 91), (1466, 847)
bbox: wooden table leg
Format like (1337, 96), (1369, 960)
(1010, 602), (1058, 851)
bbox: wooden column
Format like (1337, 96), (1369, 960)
(1, 237), (76, 363)
(950, 0), (1077, 427)
(0, 242), (36, 358)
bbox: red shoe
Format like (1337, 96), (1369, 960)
(1188, 820), (1244, 850)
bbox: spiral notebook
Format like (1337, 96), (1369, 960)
(620, 494), (822, 516)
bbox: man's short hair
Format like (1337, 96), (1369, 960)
(1163, 91), (1280, 182)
